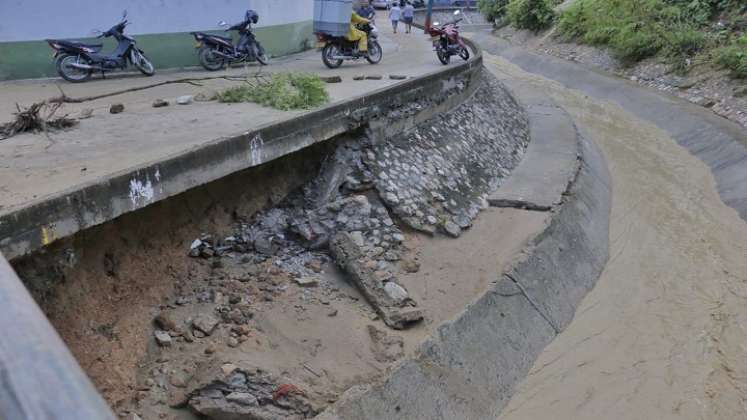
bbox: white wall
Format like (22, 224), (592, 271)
(0, 0), (313, 42)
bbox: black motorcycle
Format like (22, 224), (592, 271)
(46, 11), (154, 83)
(317, 23), (382, 69)
(191, 10), (268, 71)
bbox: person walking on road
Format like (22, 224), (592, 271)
(389, 2), (401, 33)
(402, 1), (415, 33)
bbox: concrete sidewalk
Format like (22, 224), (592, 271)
(0, 26), (442, 216)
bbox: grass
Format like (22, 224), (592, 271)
(714, 34), (747, 78)
(555, 0), (745, 72)
(218, 73), (329, 110)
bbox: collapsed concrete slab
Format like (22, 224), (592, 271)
(330, 232), (423, 330)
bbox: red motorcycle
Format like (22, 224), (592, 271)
(427, 10), (470, 65)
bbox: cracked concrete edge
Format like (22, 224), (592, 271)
(0, 45), (484, 261)
(315, 96), (611, 420)
(487, 89), (581, 212)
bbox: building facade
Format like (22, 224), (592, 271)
(0, 0), (314, 80)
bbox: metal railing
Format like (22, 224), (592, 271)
(0, 253), (115, 420)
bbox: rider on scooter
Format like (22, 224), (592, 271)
(347, 11), (371, 57)
(236, 10), (259, 53)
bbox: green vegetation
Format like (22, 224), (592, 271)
(218, 73), (329, 110)
(714, 34), (747, 78)
(478, 0), (510, 22)
(479, 0), (560, 30)
(556, 0), (745, 72)
(507, 0), (557, 31)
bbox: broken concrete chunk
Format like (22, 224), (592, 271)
(176, 95), (193, 105)
(154, 330), (172, 347)
(294, 277), (319, 287)
(330, 232), (423, 329)
(109, 103), (124, 114)
(192, 313), (219, 336)
(225, 392), (258, 406)
(152, 98), (169, 108)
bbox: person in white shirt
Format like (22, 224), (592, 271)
(402, 1), (415, 33)
(389, 3), (401, 33)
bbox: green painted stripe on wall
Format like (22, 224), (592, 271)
(0, 21), (314, 81)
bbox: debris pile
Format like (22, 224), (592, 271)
(0, 102), (77, 140)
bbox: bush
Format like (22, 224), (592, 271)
(506, 0), (556, 31)
(478, 0), (510, 21)
(218, 73), (329, 110)
(715, 35), (747, 78)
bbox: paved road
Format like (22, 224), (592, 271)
(475, 34), (747, 420)
(0, 20), (443, 215)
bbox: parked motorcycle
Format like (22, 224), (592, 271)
(317, 23), (382, 69)
(191, 10), (268, 71)
(46, 11), (154, 83)
(427, 10), (470, 65)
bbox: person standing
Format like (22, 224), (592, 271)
(402, 1), (415, 33)
(389, 2), (401, 33)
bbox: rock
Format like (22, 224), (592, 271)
(155, 310), (178, 331)
(353, 75), (365, 81)
(226, 392), (259, 406)
(294, 277), (319, 287)
(365, 75), (383, 80)
(401, 258), (420, 273)
(127, 414), (143, 420)
(176, 95), (193, 105)
(204, 344), (216, 355)
(443, 221), (461, 237)
(227, 337), (240, 348)
(384, 281), (409, 303)
(109, 103), (125, 114)
(77, 108), (94, 119)
(320, 75), (342, 83)
(426, 215), (438, 225)
(392, 233), (405, 243)
(327, 308), (338, 317)
(384, 192), (400, 205)
(152, 98), (169, 108)
(389, 75), (407, 80)
(307, 259), (323, 273)
(154, 330), (172, 347)
(192, 314), (219, 336)
(194, 91), (217, 102)
(170, 373), (188, 388)
(350, 231), (365, 247)
(384, 251), (400, 261)
(221, 363), (238, 376)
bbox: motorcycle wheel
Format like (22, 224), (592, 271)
(365, 41), (383, 65)
(254, 44), (269, 66)
(437, 47), (450, 65)
(131, 50), (155, 76)
(322, 44), (343, 69)
(198, 47), (226, 71)
(459, 47), (470, 61)
(56, 54), (93, 83)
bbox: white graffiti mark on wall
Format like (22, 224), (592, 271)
(249, 135), (264, 165)
(129, 175), (155, 206)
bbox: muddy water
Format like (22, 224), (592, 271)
(484, 55), (747, 419)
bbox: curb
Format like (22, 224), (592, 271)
(316, 76), (611, 420)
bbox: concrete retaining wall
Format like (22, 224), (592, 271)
(0, 44), (484, 261)
(317, 97), (611, 419)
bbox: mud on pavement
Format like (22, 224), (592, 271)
(12, 72), (541, 420)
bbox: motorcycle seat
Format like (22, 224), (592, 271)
(203, 33), (233, 41)
(53, 39), (104, 51)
